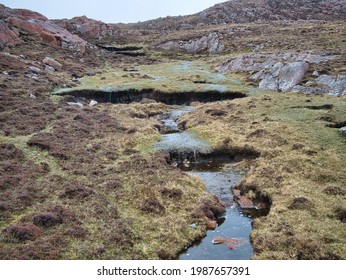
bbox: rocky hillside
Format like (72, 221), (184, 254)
(0, 4), (89, 52)
(133, 0), (346, 31)
(199, 0), (346, 24)
(49, 0), (346, 43)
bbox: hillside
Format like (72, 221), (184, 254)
(0, 1), (345, 261)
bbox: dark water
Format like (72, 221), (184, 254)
(155, 106), (254, 260)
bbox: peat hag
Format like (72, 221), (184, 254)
(55, 88), (246, 105)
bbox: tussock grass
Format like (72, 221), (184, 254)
(181, 91), (346, 259)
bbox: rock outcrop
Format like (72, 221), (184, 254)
(157, 32), (224, 55)
(216, 52), (345, 95)
(0, 4), (89, 53)
(54, 16), (120, 41)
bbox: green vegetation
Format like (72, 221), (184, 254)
(53, 60), (250, 95)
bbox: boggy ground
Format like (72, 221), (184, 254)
(0, 42), (226, 259)
(180, 91), (346, 259)
(1, 16), (345, 260)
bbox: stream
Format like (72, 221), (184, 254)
(155, 106), (254, 260)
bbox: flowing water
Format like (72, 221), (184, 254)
(155, 106), (254, 260)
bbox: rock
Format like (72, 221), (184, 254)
(189, 223), (197, 229)
(278, 61), (309, 92)
(29, 93), (36, 99)
(29, 66), (42, 74)
(207, 32), (224, 55)
(0, 20), (21, 47)
(212, 236), (241, 246)
(233, 189), (255, 208)
(43, 57), (62, 71)
(259, 62), (284, 91)
(315, 75), (346, 97)
(157, 32), (224, 55)
(204, 216), (217, 230)
(259, 61), (309, 92)
(339, 127), (346, 135)
(292, 85), (327, 95)
(54, 15), (116, 41)
(67, 102), (83, 108)
(45, 65), (55, 73)
(89, 100), (98, 106)
(0, 5), (89, 52)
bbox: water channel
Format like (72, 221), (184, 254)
(155, 106), (254, 260)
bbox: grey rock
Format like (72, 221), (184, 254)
(339, 127), (346, 135)
(66, 102), (83, 108)
(157, 32), (224, 55)
(43, 57), (62, 71)
(45, 65), (55, 73)
(315, 75), (346, 97)
(180, 23), (193, 30)
(189, 223), (197, 229)
(89, 100), (98, 106)
(278, 61), (309, 92)
(258, 62), (308, 92)
(29, 66), (42, 74)
(258, 62), (284, 91)
(292, 85), (327, 95)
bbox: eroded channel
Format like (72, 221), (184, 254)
(58, 87), (264, 259)
(155, 106), (255, 260)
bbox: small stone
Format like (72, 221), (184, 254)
(29, 66), (42, 74)
(189, 223), (197, 229)
(43, 57), (62, 71)
(312, 70), (319, 77)
(30, 93), (36, 99)
(89, 100), (98, 106)
(45, 65), (55, 73)
(339, 127), (346, 135)
(66, 102), (83, 108)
